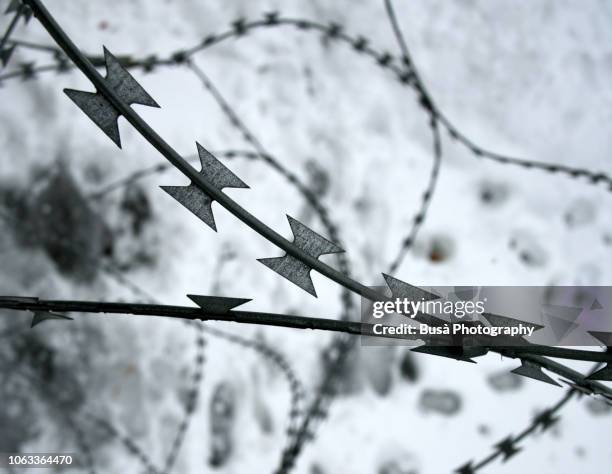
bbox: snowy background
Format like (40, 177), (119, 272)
(0, 0), (611, 473)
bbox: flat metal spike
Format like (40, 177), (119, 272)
(0, 45), (16, 66)
(64, 89), (122, 147)
(196, 142), (248, 190)
(541, 303), (583, 321)
(287, 216), (343, 257)
(586, 363), (612, 381)
(258, 216), (343, 296)
(382, 274), (446, 326)
(590, 299), (603, 310)
(31, 311), (73, 328)
(161, 143), (248, 231)
(64, 47), (158, 147)
(545, 315), (579, 341)
(187, 295), (251, 313)
(382, 274), (440, 301)
(411, 345), (477, 363)
(103, 47), (159, 108)
(541, 304), (582, 341)
(259, 255), (317, 296)
(588, 331), (612, 346)
(482, 312), (544, 332)
(511, 360), (560, 386)
(161, 184), (217, 230)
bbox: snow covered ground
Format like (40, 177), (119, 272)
(0, 0), (611, 473)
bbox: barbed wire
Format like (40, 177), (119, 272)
(6, 261), (612, 384)
(4, 298), (610, 368)
(2, 1), (611, 473)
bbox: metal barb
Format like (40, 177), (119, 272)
(482, 312), (544, 332)
(411, 345), (478, 363)
(382, 274), (447, 326)
(30, 310), (73, 328)
(511, 360), (560, 386)
(161, 142), (248, 231)
(588, 330), (612, 346)
(64, 47), (159, 147)
(586, 363), (612, 381)
(187, 294), (251, 314)
(258, 216), (344, 296)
